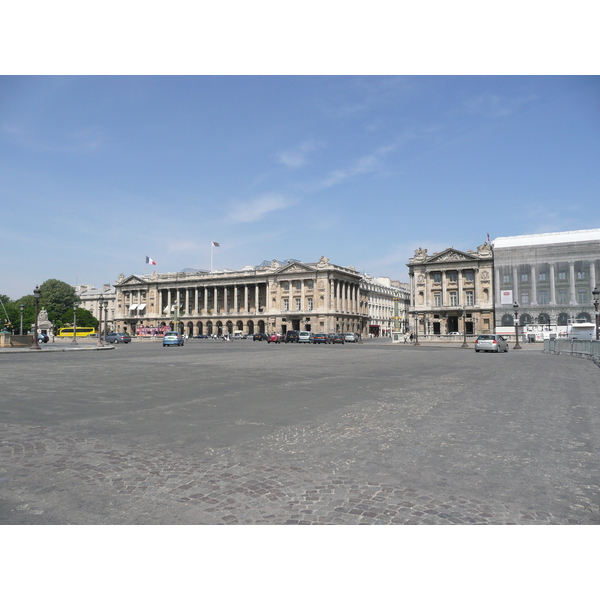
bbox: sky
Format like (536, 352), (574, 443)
(1, 74), (599, 300)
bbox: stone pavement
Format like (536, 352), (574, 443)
(1, 339), (598, 524)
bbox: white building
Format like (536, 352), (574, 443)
(361, 275), (410, 336)
(74, 283), (116, 332)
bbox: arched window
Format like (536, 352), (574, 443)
(557, 313), (569, 326)
(501, 313), (514, 327)
(538, 313), (550, 325)
(519, 313), (532, 326)
(577, 312), (592, 322)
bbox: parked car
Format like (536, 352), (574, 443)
(344, 332), (359, 343)
(106, 332), (132, 344)
(267, 333), (282, 344)
(331, 334), (345, 344)
(298, 331), (314, 343)
(253, 333), (268, 341)
(285, 331), (299, 343)
(474, 334), (508, 353)
(37, 333), (49, 343)
(163, 331), (184, 346)
(312, 333), (328, 344)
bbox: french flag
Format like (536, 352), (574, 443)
(146, 256), (157, 265)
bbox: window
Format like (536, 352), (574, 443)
(448, 271), (457, 283)
(521, 291), (529, 304)
(307, 280), (314, 290)
(558, 271), (566, 281)
(307, 298), (313, 311)
(449, 291), (457, 306)
(465, 290), (474, 306)
(283, 299), (289, 311)
(577, 271), (586, 280)
(295, 298), (301, 311)
(434, 292), (441, 307)
(539, 273), (546, 281)
(558, 289), (568, 304)
(539, 290), (548, 304)
(521, 273), (529, 282)
(465, 270), (474, 282)
(503, 274), (510, 283)
(432, 272), (441, 283)
(283, 281), (290, 291)
(578, 289), (587, 303)
(295, 281), (302, 290)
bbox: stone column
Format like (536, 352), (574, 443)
(213, 286), (218, 314)
(234, 285), (239, 314)
(167, 289), (172, 316)
(513, 267), (519, 304)
(194, 288), (199, 314)
(569, 262), (577, 305)
(255, 284), (259, 313)
(549, 263), (556, 305)
(590, 260), (597, 295)
(203, 286), (208, 314)
(530, 265), (538, 306)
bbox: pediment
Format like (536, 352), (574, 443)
(118, 275), (147, 286)
(425, 249), (474, 264)
(273, 261), (317, 275)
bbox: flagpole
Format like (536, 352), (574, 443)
(210, 243), (213, 272)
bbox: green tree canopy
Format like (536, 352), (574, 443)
(59, 307), (99, 329)
(39, 279), (78, 326)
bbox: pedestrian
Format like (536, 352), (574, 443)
(409, 332), (413, 342)
(403, 334), (407, 344)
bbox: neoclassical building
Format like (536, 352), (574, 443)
(407, 243), (495, 337)
(112, 257), (369, 337)
(74, 283), (116, 332)
(493, 229), (600, 330)
(362, 275), (410, 336)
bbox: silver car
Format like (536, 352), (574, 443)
(474, 334), (509, 353)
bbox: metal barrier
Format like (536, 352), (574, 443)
(544, 338), (600, 366)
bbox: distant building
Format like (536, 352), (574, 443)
(112, 257), (370, 337)
(407, 243), (495, 338)
(74, 283), (116, 332)
(361, 275), (410, 336)
(492, 229), (600, 339)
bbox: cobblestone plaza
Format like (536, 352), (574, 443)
(1, 338), (599, 525)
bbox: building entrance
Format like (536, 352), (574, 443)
(447, 316), (459, 333)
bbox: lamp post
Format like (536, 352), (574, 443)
(96, 295), (104, 347)
(103, 299), (109, 342)
(19, 303), (24, 335)
(513, 302), (522, 349)
(72, 302), (79, 345)
(593, 287), (599, 341)
(461, 308), (469, 348)
(30, 286), (41, 350)
(414, 313), (420, 346)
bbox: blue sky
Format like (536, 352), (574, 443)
(1, 75), (599, 300)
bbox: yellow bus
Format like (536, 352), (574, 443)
(58, 327), (97, 337)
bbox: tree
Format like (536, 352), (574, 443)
(59, 307), (99, 329)
(39, 279), (78, 328)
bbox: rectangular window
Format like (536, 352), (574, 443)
(307, 280), (314, 290)
(503, 274), (510, 283)
(307, 298), (313, 311)
(465, 290), (474, 306)
(539, 273), (547, 281)
(521, 273), (529, 282)
(432, 272), (441, 283)
(521, 291), (529, 304)
(448, 271), (457, 283)
(283, 299), (289, 311)
(295, 298), (301, 311)
(449, 291), (457, 306)
(558, 272), (566, 281)
(434, 292), (441, 307)
(295, 281), (302, 290)
(465, 270), (474, 282)
(578, 289), (587, 303)
(577, 271), (586, 280)
(539, 290), (548, 304)
(558, 289), (568, 303)
(283, 282), (290, 291)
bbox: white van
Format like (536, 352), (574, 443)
(566, 323), (596, 340)
(298, 331), (313, 343)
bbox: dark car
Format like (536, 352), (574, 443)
(331, 334), (345, 344)
(37, 333), (49, 343)
(285, 331), (299, 343)
(312, 333), (328, 344)
(106, 332), (132, 344)
(253, 333), (268, 341)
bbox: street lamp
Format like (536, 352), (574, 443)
(461, 308), (469, 348)
(513, 302), (522, 349)
(414, 313), (420, 346)
(96, 295), (104, 347)
(593, 287), (599, 341)
(103, 299), (109, 342)
(30, 286), (41, 350)
(19, 303), (24, 335)
(72, 302), (79, 345)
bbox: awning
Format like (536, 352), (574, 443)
(163, 306), (170, 314)
(129, 304), (138, 310)
(137, 303), (146, 310)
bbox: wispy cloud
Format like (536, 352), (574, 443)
(228, 194), (297, 223)
(276, 140), (320, 168)
(463, 92), (538, 118)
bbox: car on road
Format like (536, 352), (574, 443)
(298, 331), (314, 343)
(474, 334), (508, 353)
(163, 331), (184, 346)
(331, 334), (345, 344)
(344, 332), (359, 343)
(285, 331), (299, 343)
(106, 332), (132, 344)
(312, 333), (328, 344)
(253, 333), (268, 341)
(267, 333), (282, 343)
(37, 333), (49, 343)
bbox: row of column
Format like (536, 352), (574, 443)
(331, 280), (361, 313)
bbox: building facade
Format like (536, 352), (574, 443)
(407, 243), (495, 338)
(492, 229), (600, 336)
(361, 275), (410, 336)
(74, 283), (116, 333)
(112, 257), (369, 337)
